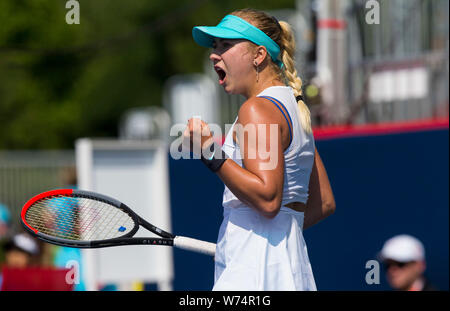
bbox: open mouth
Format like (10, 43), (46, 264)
(214, 66), (227, 84)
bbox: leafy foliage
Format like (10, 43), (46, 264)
(0, 0), (295, 149)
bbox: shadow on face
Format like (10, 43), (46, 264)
(384, 260), (425, 290)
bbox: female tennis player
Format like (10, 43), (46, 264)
(184, 8), (335, 290)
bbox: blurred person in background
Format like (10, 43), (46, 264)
(2, 233), (39, 268)
(0, 203), (12, 269)
(0, 232), (40, 289)
(0, 203), (11, 240)
(379, 234), (438, 291)
(50, 166), (86, 290)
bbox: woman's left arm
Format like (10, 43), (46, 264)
(303, 148), (336, 230)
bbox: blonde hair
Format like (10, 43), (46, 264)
(231, 9), (312, 134)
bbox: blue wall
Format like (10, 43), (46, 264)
(168, 128), (449, 290)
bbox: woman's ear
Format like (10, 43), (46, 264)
(254, 45), (268, 66)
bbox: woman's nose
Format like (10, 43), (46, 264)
(209, 51), (221, 62)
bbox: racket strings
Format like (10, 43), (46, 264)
(25, 197), (81, 239)
(25, 195), (135, 241)
(84, 203), (121, 241)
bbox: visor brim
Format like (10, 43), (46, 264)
(192, 26), (246, 48)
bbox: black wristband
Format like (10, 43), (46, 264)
(201, 142), (228, 172)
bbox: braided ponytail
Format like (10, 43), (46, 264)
(278, 21), (312, 134)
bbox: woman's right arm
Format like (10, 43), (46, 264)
(303, 148), (336, 230)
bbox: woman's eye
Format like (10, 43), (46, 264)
(212, 40), (232, 52)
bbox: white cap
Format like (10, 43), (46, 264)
(13, 233), (39, 255)
(379, 234), (425, 263)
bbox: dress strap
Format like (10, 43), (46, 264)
(258, 95), (293, 147)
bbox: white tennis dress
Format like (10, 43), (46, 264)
(213, 86), (317, 291)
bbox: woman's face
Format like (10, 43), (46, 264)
(209, 38), (255, 96)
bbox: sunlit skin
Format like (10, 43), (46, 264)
(184, 38), (288, 218)
(209, 38), (284, 98)
(184, 37), (335, 220)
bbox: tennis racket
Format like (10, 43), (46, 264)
(20, 189), (216, 256)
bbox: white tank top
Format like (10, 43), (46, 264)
(222, 86), (315, 210)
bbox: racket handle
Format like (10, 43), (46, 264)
(173, 236), (216, 256)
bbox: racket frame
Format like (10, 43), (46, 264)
(21, 189), (175, 248)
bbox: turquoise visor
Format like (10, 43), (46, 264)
(192, 15), (283, 68)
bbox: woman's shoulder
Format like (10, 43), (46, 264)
(239, 96), (268, 112)
(238, 96), (285, 125)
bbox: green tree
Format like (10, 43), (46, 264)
(0, 0), (295, 149)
